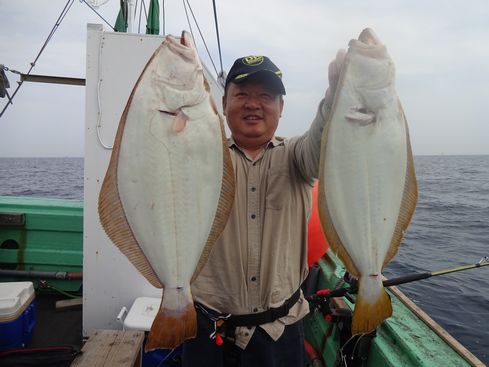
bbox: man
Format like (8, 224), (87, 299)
(183, 52), (344, 366)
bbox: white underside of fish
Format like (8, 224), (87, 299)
(118, 91), (223, 291)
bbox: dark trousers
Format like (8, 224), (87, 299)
(182, 310), (306, 367)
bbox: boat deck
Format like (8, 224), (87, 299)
(29, 292), (83, 350)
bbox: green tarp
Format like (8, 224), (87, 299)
(114, 0), (128, 32)
(146, 0), (160, 35)
(114, 0), (159, 34)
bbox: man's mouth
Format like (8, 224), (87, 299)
(243, 115), (262, 121)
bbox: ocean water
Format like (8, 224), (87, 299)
(0, 157), (84, 200)
(384, 155), (489, 364)
(0, 155), (488, 364)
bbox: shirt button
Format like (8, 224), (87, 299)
(251, 214), (256, 219)
(253, 308), (258, 312)
(252, 162), (257, 166)
(250, 187), (256, 192)
(251, 276), (257, 282)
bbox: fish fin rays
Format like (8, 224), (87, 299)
(384, 110), (418, 267)
(98, 106), (163, 289)
(352, 277), (392, 335)
(145, 289), (197, 351)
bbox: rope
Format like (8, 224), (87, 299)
(183, 0), (219, 76)
(1, 0), (76, 118)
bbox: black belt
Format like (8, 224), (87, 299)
(197, 288), (302, 328)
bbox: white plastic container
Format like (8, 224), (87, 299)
(123, 297), (160, 331)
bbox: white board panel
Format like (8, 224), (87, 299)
(83, 24), (224, 336)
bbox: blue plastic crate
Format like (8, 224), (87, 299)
(0, 282), (36, 350)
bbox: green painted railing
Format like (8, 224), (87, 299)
(0, 196), (83, 293)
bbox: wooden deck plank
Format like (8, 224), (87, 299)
(71, 330), (144, 367)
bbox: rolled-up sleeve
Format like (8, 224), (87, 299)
(290, 98), (331, 183)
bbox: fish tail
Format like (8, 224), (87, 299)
(145, 288), (197, 351)
(351, 275), (392, 335)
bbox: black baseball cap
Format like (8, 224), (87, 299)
(225, 55), (286, 95)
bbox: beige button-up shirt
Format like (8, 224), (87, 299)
(192, 99), (330, 349)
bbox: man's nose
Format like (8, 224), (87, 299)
(244, 96), (260, 109)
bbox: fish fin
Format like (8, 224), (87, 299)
(172, 111), (188, 133)
(317, 172), (360, 278)
(98, 99), (163, 289)
(345, 106), (376, 125)
(191, 99), (235, 282)
(383, 106), (418, 267)
(145, 288), (197, 351)
(352, 276), (392, 335)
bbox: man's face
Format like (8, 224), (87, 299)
(222, 79), (284, 148)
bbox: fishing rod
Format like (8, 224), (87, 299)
(308, 257), (489, 301)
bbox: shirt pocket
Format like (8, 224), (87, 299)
(265, 164), (291, 210)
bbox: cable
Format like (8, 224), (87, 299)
(212, 0), (224, 75)
(184, 0), (219, 76)
(80, 0), (116, 31)
(137, 0), (144, 33)
(95, 32), (113, 150)
(1, 0), (76, 118)
(182, 0), (195, 41)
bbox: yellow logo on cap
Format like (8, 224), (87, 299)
(242, 56), (264, 66)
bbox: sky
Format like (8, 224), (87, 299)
(1, 0), (488, 157)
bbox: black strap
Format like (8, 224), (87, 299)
(223, 288), (302, 327)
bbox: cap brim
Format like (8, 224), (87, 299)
(233, 70), (286, 95)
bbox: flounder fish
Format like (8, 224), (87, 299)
(318, 28), (417, 334)
(98, 31), (234, 350)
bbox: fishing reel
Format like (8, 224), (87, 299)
(306, 271), (376, 367)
